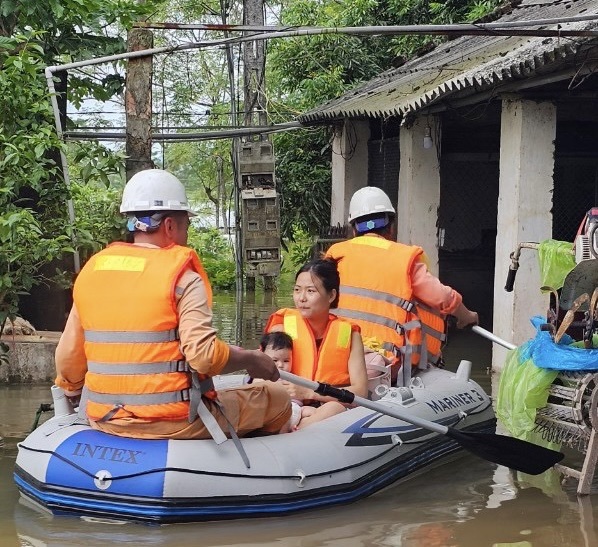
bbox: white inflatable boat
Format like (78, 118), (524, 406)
(14, 363), (495, 523)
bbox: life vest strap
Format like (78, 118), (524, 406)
(98, 404), (130, 422)
(88, 389), (191, 406)
(213, 399), (251, 469)
(187, 373), (250, 468)
(420, 322), (447, 342)
(188, 371), (229, 445)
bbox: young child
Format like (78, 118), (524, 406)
(259, 332), (315, 432)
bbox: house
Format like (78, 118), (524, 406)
(299, 0), (598, 369)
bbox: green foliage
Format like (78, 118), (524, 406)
(384, 0), (502, 57)
(0, 206), (73, 327)
(1, 0), (154, 58)
(68, 142), (128, 262)
(3, 0), (157, 107)
(284, 228), (315, 271)
(187, 228), (236, 290)
(0, 36), (74, 331)
(270, 0), (387, 102)
(164, 140), (234, 230)
(274, 128), (332, 240)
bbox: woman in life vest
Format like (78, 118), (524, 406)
(265, 258), (368, 429)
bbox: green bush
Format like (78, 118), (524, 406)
(0, 36), (73, 331)
(188, 227), (236, 290)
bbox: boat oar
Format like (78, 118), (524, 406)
(471, 325), (517, 350)
(279, 370), (564, 476)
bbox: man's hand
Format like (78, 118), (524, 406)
(453, 303), (479, 329)
(225, 346), (281, 381)
(456, 310), (479, 329)
(63, 388), (82, 408)
(279, 381), (313, 402)
(243, 349), (281, 382)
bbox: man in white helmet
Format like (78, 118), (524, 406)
(326, 186), (478, 383)
(55, 169), (291, 441)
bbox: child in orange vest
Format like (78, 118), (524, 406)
(259, 332), (315, 432)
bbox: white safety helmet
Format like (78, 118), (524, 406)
(120, 169), (196, 216)
(348, 186), (396, 224)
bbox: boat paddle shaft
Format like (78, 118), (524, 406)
(279, 370), (449, 435)
(471, 325), (517, 350)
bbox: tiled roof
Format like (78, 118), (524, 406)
(300, 0), (598, 123)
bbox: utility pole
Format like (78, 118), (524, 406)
(240, 0), (281, 292)
(242, 0), (268, 130)
(125, 28), (154, 179)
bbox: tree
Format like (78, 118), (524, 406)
(150, 0), (245, 232)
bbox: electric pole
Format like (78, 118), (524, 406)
(125, 28), (154, 179)
(240, 0), (281, 291)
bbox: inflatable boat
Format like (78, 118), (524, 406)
(14, 363), (495, 523)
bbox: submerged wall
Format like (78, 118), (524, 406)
(0, 332), (60, 384)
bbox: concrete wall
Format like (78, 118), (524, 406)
(330, 120), (370, 225)
(398, 116), (441, 276)
(0, 333), (59, 384)
(493, 98), (555, 370)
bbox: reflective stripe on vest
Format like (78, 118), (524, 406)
(83, 328), (179, 344)
(334, 308), (399, 331)
(415, 301), (448, 342)
(87, 360), (190, 374)
(339, 285), (414, 312)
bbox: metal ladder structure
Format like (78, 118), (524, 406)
(534, 371), (598, 494)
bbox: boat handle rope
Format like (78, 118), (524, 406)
(16, 441), (402, 482)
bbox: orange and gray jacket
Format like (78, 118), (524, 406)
(266, 308), (356, 386)
(326, 235), (446, 368)
(73, 242), (211, 422)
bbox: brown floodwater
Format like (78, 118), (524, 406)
(1, 290), (598, 546)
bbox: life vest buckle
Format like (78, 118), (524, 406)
(175, 359), (189, 372)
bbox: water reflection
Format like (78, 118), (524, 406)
(212, 289), (292, 348)
(2, 291), (598, 546)
(9, 456), (598, 547)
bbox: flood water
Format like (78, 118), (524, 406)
(2, 289), (598, 546)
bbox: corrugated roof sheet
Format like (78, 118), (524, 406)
(300, 0), (598, 124)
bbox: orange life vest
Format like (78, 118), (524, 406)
(73, 242), (212, 422)
(265, 308), (355, 386)
(326, 235), (446, 367)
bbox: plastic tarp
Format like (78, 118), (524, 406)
(537, 239), (576, 290)
(496, 315), (598, 448)
(525, 316), (598, 371)
(496, 342), (558, 448)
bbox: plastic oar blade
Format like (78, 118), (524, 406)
(446, 427), (564, 475)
